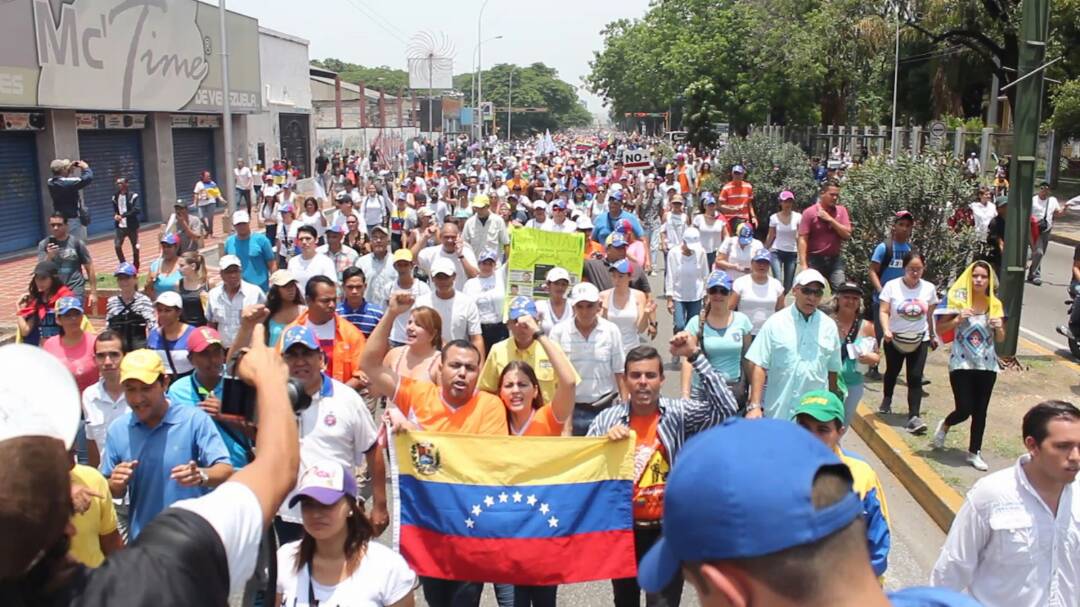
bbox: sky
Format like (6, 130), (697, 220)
(225, 0), (652, 118)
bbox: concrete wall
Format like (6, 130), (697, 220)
(316, 127), (420, 156)
(247, 28), (314, 167)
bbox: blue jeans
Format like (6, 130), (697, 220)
(770, 250), (798, 292)
(807, 254), (846, 290)
(643, 224), (661, 270)
(421, 576), (483, 607)
(493, 583), (514, 607)
(673, 300), (702, 335)
(514, 585), (557, 607)
(67, 217), (87, 243)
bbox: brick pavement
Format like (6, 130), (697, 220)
(0, 214), (228, 323)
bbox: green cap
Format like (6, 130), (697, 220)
(792, 390), (845, 424)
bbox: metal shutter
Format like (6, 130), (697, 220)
(172, 129), (216, 207)
(0, 134), (43, 254)
(78, 131), (145, 237)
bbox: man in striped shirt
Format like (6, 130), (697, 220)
(337, 267), (385, 338)
(718, 164), (756, 230)
(588, 333), (739, 606)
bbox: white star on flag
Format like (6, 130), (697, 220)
(539, 503), (550, 515)
(512, 491), (523, 503)
(484, 495), (495, 507)
(465, 518), (475, 528)
(498, 492), (509, 503)
(472, 505), (482, 516)
(527, 494), (538, 506)
(548, 516), (559, 528)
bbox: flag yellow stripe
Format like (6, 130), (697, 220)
(394, 431), (635, 486)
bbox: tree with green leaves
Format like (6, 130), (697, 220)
(684, 80), (720, 150)
(455, 63), (593, 137)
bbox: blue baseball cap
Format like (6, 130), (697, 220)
(752, 249), (772, 263)
(507, 296), (538, 321)
(114, 262), (138, 277)
(281, 325), (320, 352)
(609, 190), (624, 202)
(160, 233), (179, 246)
(732, 164), (746, 174)
(637, 418), (863, 592)
(609, 258), (631, 274)
(478, 249), (499, 264)
(608, 233), (629, 248)
(706, 270), (733, 291)
(54, 296), (83, 315)
(552, 200), (568, 210)
(737, 223), (755, 245)
(326, 224), (345, 234)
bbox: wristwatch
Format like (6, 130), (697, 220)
(687, 348), (703, 364)
(197, 468), (209, 487)
(532, 329), (545, 341)
(745, 403), (763, 415)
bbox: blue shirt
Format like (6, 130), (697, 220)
(871, 240), (911, 302)
(167, 373), (251, 469)
(101, 401), (231, 538)
(744, 306), (843, 420)
(225, 233), (276, 291)
(337, 300), (385, 337)
(684, 312), (753, 385)
(592, 210), (644, 244)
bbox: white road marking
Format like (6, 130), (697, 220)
(1019, 326), (1069, 352)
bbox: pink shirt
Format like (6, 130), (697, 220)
(798, 202), (851, 257)
(43, 332), (99, 393)
(627, 241), (648, 269)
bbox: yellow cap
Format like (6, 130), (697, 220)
(120, 349), (166, 385)
(471, 194), (491, 208)
(392, 248), (414, 263)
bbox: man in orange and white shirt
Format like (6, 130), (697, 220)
(673, 153), (697, 209)
(718, 164), (756, 230)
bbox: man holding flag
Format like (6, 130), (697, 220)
(589, 337), (740, 607)
(193, 170), (225, 238)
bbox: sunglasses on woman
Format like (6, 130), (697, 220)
(708, 286), (730, 296)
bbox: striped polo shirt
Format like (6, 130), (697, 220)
(336, 300), (385, 337)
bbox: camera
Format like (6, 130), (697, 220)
(220, 376), (311, 421)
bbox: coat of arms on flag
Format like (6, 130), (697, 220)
(390, 431), (637, 585)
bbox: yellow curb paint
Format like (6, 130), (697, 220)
(850, 403), (965, 534)
(1018, 336), (1080, 372)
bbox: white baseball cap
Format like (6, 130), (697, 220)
(155, 291), (183, 308)
(219, 254), (242, 270)
(431, 257), (457, 277)
(0, 345), (81, 448)
(793, 268), (828, 288)
(570, 282), (600, 304)
(546, 267), (571, 283)
(231, 210), (250, 225)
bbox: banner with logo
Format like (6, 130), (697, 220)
(0, 0), (261, 113)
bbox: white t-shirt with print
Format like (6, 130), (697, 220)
(415, 291), (481, 343)
(879, 278), (939, 337)
(732, 274), (785, 335)
(275, 540), (416, 607)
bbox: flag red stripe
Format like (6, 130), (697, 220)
(400, 525), (638, 585)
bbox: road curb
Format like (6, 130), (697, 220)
(1051, 232), (1080, 247)
(850, 403), (964, 534)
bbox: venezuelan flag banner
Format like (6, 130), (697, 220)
(390, 431), (637, 585)
(203, 180), (222, 199)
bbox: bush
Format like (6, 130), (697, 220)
(709, 133), (818, 238)
(839, 153), (981, 293)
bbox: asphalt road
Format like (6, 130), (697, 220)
(387, 270), (945, 606)
(1016, 239), (1078, 357)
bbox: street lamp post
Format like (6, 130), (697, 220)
(506, 67), (514, 140)
(218, 0), (235, 226)
(889, 1), (901, 156)
(476, 0), (492, 141)
(471, 35), (501, 141)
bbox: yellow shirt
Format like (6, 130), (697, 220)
(477, 337), (580, 405)
(69, 465), (118, 567)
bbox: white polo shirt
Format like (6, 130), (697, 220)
(415, 290), (481, 343)
(278, 375), (378, 523)
(549, 317), (626, 402)
(418, 245), (478, 291)
(205, 281), (266, 347)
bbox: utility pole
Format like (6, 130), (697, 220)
(218, 0), (235, 228)
(506, 68), (513, 141)
(999, 0), (1049, 357)
(890, 1), (901, 156)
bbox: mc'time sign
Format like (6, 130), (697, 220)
(0, 0), (261, 113)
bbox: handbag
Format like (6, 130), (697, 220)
(1037, 199), (1051, 233)
(78, 196), (91, 227)
(891, 331), (925, 354)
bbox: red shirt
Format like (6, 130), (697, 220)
(798, 202), (851, 257)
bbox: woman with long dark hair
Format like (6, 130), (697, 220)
(275, 460), (416, 606)
(681, 271), (752, 406)
(877, 250), (939, 435)
(16, 261), (73, 346)
(932, 261), (1005, 471)
(264, 269), (306, 347)
(382, 306), (442, 385)
(176, 251), (209, 327)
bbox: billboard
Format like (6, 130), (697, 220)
(0, 0), (261, 113)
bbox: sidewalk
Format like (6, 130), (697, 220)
(1051, 208), (1080, 247)
(0, 214), (228, 322)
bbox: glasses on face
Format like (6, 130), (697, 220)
(905, 266), (924, 274)
(801, 288), (825, 298)
(708, 287), (730, 296)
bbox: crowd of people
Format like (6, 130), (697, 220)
(4, 131), (1079, 607)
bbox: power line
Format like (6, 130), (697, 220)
(898, 45), (966, 65)
(340, 0), (409, 46)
